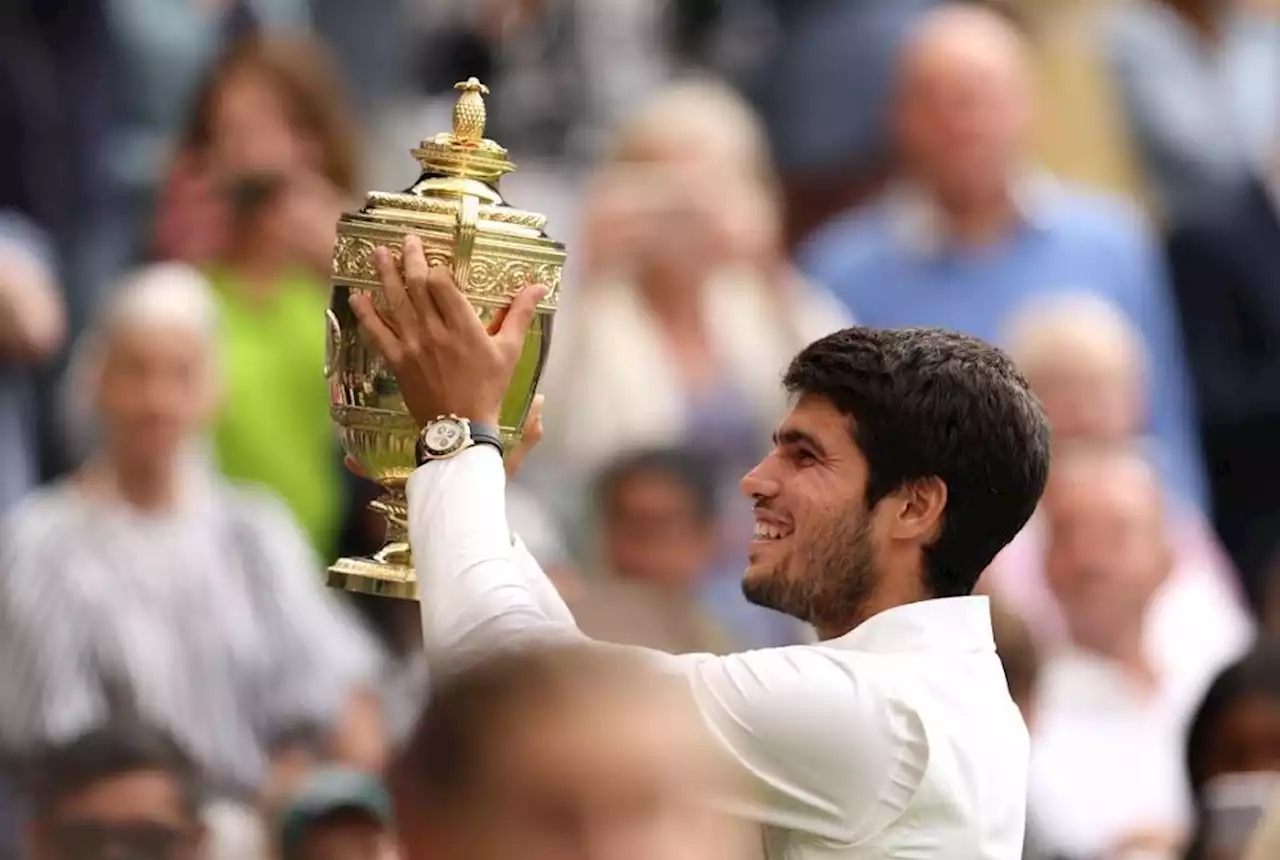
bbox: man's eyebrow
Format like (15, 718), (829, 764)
(773, 428), (826, 456)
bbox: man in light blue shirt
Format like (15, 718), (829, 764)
(799, 3), (1207, 509)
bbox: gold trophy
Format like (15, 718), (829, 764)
(325, 78), (565, 600)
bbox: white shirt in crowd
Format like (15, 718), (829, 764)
(409, 446), (1031, 860)
(1029, 573), (1253, 859)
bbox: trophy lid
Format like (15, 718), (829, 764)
(355, 77), (554, 236)
(410, 78), (515, 187)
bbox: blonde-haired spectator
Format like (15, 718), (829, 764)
(528, 78), (849, 648)
(984, 293), (1246, 650)
(1028, 444), (1252, 860)
(0, 264), (386, 854)
(1004, 292), (1146, 446)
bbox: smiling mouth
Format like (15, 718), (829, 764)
(752, 521), (793, 541)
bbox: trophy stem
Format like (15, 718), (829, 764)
(326, 488), (418, 600)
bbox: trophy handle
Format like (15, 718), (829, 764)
(454, 193), (479, 288)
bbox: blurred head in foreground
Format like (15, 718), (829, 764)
(25, 723), (205, 860)
(1043, 444), (1172, 655)
(279, 768), (396, 860)
(390, 645), (742, 860)
(1004, 293), (1145, 447)
(1185, 645), (1280, 860)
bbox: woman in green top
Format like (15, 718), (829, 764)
(158, 35), (361, 561)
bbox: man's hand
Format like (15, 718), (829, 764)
(349, 234), (548, 428)
(504, 393), (544, 478)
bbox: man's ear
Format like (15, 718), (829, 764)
(885, 477), (947, 543)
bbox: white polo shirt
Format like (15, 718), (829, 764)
(409, 446), (1030, 859)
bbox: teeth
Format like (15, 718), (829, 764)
(754, 522), (786, 540)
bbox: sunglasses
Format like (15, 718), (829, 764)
(45, 820), (191, 860)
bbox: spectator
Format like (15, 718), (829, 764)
(278, 768), (396, 860)
(1184, 646), (1280, 860)
(23, 722), (206, 860)
(0, 212), (65, 516)
(1028, 445), (1251, 860)
(532, 77), (849, 647)
(985, 294), (1246, 647)
(103, 0), (311, 275)
(1106, 0), (1280, 225)
(571, 448), (735, 654)
(156, 35), (360, 562)
(1165, 148), (1280, 613)
(0, 0), (113, 347)
(0, 265), (385, 828)
(748, 0), (937, 249)
(389, 645), (749, 860)
(798, 1), (1207, 510)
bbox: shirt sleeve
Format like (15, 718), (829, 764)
(409, 447), (925, 843)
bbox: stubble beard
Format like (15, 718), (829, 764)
(741, 513), (879, 633)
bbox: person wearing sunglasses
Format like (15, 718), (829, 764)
(24, 723), (206, 860)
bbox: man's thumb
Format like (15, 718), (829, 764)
(497, 284), (548, 347)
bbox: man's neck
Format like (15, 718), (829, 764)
(88, 455), (181, 512)
(932, 190), (1022, 247)
(812, 587), (926, 641)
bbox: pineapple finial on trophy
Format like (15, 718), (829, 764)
(452, 78), (490, 145)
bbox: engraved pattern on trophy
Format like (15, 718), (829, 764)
(330, 233), (562, 302)
(326, 78), (566, 600)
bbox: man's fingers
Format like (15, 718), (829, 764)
(350, 292), (405, 364)
(424, 256), (486, 332)
(401, 235), (444, 331)
(496, 284), (549, 353)
(372, 246), (416, 338)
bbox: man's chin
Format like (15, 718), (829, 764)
(740, 565), (784, 612)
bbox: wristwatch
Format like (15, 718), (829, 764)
(415, 414), (504, 464)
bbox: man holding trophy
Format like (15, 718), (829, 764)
(336, 80), (1051, 858)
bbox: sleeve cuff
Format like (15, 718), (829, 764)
(407, 443), (513, 570)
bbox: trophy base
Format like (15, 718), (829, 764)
(327, 555), (418, 601)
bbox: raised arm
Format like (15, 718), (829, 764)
(409, 444), (583, 663)
(355, 235), (924, 842)
(408, 444), (918, 842)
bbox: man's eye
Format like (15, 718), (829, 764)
(791, 449), (816, 464)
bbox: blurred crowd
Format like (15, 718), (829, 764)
(3, 0), (1280, 859)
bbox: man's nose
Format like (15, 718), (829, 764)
(741, 456), (781, 501)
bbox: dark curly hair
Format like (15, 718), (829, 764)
(782, 326), (1050, 598)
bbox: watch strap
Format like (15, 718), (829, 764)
(467, 421), (504, 456)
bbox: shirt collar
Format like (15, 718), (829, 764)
(888, 170), (1060, 256)
(829, 595), (995, 655)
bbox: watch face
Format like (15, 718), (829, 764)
(423, 418), (467, 455)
